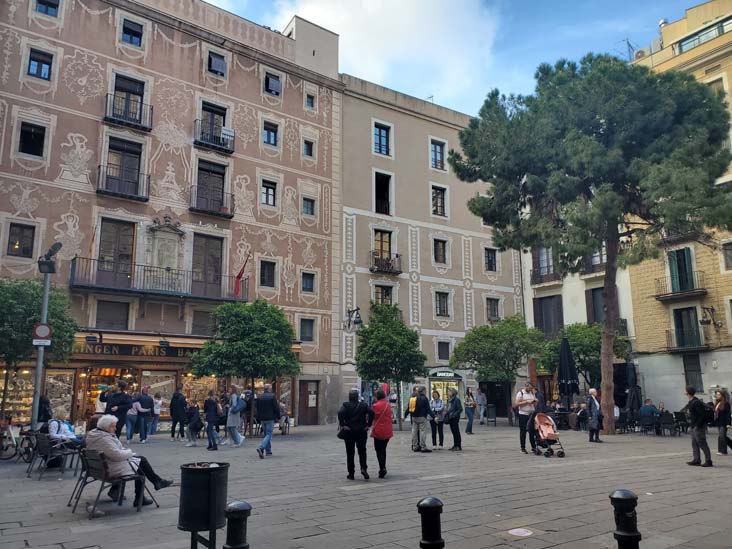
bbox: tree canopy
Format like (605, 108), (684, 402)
(191, 299), (300, 380)
(0, 278), (78, 368)
(450, 316), (544, 382)
(539, 323), (631, 388)
(450, 54), (732, 431)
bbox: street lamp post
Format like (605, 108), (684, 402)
(31, 243), (62, 430)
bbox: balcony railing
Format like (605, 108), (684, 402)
(70, 257), (248, 302)
(654, 271), (707, 301)
(618, 318), (629, 337)
(581, 258), (606, 275)
(189, 185), (235, 218)
(370, 251), (402, 274)
(97, 165), (149, 202)
(194, 119), (235, 153)
(530, 266), (562, 285)
(104, 93), (153, 131)
(666, 328), (708, 352)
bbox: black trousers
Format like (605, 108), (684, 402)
(448, 418), (461, 449)
(373, 438), (389, 472)
(344, 430), (368, 474)
(109, 457), (161, 500)
(430, 419), (444, 446)
(692, 426), (712, 463)
(718, 426), (732, 454)
(113, 414), (125, 437)
(589, 428), (600, 442)
(170, 417), (185, 439)
(519, 414), (536, 449)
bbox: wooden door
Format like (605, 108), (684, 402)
(97, 219), (134, 288)
(298, 380), (319, 425)
(192, 234), (223, 298)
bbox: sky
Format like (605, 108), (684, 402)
(207, 0), (694, 115)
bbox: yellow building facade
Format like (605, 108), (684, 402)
(631, 0), (732, 410)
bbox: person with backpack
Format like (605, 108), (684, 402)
(370, 389), (393, 478)
(404, 386), (432, 452)
(338, 388), (374, 480)
(686, 385), (713, 467)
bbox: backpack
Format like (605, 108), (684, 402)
(704, 403), (715, 425)
(230, 396), (245, 414)
(408, 396), (417, 414)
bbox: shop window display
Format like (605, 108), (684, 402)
(0, 368), (35, 423)
(45, 370), (74, 418)
(182, 373), (219, 405)
(140, 371), (176, 417)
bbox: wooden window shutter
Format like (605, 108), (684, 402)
(585, 289), (595, 325)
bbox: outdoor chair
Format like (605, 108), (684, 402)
(659, 412), (676, 436)
(616, 411), (629, 433)
(639, 415), (656, 435)
(674, 412), (689, 434)
(28, 433), (79, 480)
(68, 449), (158, 518)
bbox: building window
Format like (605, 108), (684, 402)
(437, 341), (450, 361)
(36, 0), (59, 16)
(586, 287), (604, 325)
(195, 160), (226, 211)
(374, 285), (393, 305)
(106, 138), (142, 195)
(300, 318), (315, 342)
(373, 123), (390, 155)
(374, 172), (391, 215)
(435, 292), (449, 317)
(673, 306), (701, 348)
(536, 247), (554, 275)
(374, 230), (392, 258)
(191, 234), (223, 296)
(484, 248), (497, 272)
(121, 19), (143, 46)
(19, 122), (46, 157)
(6, 223), (35, 258)
(264, 72), (281, 96)
(303, 139), (314, 157)
(533, 295), (563, 338)
(263, 122), (278, 146)
(431, 186), (446, 217)
(305, 93), (315, 109)
(260, 260), (276, 288)
(301, 272), (315, 293)
(192, 310), (214, 336)
(430, 139), (445, 170)
(723, 243), (732, 271)
(96, 300), (129, 331)
(27, 49), (53, 80)
(433, 239), (447, 264)
(683, 354), (703, 392)
(261, 180), (277, 207)
(302, 197), (315, 216)
(208, 52), (226, 77)
(486, 298), (500, 322)
(112, 75), (145, 123)
(678, 18), (732, 54)
(667, 247), (694, 292)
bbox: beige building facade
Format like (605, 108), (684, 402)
(340, 76), (522, 416)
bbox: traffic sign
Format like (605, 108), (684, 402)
(33, 323), (52, 339)
(33, 339), (51, 346)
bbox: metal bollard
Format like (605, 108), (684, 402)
(417, 496), (445, 549)
(609, 489), (641, 549)
(223, 501), (253, 549)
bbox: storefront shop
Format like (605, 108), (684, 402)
(428, 369), (463, 400)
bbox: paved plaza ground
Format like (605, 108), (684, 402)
(1, 422), (732, 549)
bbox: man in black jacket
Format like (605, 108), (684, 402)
(169, 388), (187, 441)
(103, 381), (132, 437)
(405, 386), (433, 453)
(255, 384), (281, 459)
(338, 389), (374, 479)
(686, 386), (713, 467)
(137, 386), (154, 443)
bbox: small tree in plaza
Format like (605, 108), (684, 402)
(539, 323), (631, 389)
(451, 316), (544, 425)
(0, 279), (78, 417)
(355, 303), (427, 431)
(450, 54), (732, 432)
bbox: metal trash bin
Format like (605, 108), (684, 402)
(178, 462), (229, 548)
(486, 404), (497, 426)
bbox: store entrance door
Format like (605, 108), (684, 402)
(298, 380), (319, 425)
(480, 381), (512, 417)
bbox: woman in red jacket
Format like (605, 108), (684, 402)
(370, 389), (394, 478)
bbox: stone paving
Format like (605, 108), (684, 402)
(2, 422), (732, 549)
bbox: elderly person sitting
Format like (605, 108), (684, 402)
(48, 408), (83, 449)
(85, 415), (173, 506)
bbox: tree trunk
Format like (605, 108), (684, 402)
(396, 382), (403, 432)
(601, 233), (620, 435)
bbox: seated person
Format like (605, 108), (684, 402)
(85, 415), (173, 506)
(48, 408), (83, 449)
(657, 401), (667, 414)
(638, 399), (659, 419)
(577, 403), (589, 430)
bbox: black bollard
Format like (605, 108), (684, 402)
(417, 496), (445, 549)
(609, 489), (641, 549)
(223, 501), (253, 549)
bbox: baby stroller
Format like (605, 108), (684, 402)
(534, 413), (565, 458)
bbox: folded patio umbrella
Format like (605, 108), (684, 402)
(557, 336), (580, 410)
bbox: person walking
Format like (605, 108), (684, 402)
(515, 382), (538, 453)
(185, 400), (203, 447)
(587, 388), (603, 443)
(137, 386), (154, 443)
(203, 391), (221, 451)
(445, 388), (462, 451)
(150, 392), (163, 435)
(686, 385), (713, 467)
(464, 389), (477, 434)
(125, 395), (150, 444)
(338, 388), (373, 479)
(255, 384), (280, 458)
(476, 388), (487, 425)
(226, 386), (244, 448)
(714, 390), (732, 456)
(370, 389), (393, 478)
(104, 380), (133, 437)
(429, 390), (445, 449)
(169, 387), (187, 441)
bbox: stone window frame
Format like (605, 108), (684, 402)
(298, 266), (321, 304)
(481, 291), (505, 324)
(10, 105), (57, 173)
(256, 167), (283, 218)
(0, 213), (46, 268)
(303, 81), (319, 116)
(260, 64), (285, 107)
(431, 284), (455, 324)
(101, 126), (152, 190)
(300, 125), (319, 167)
(482, 244), (502, 275)
(19, 37), (63, 98)
(295, 313), (319, 346)
(90, 295), (137, 331)
(258, 112), (284, 159)
(194, 92), (235, 132)
(368, 221), (400, 256)
(668, 302), (706, 346)
(720, 238), (732, 274)
(106, 64), (154, 113)
(429, 231), (453, 274)
(114, 9), (151, 60)
(28, 0), (66, 31)
(186, 305), (216, 336)
(369, 278), (400, 306)
(371, 167), (396, 217)
(256, 255), (280, 294)
(434, 338), (452, 365)
(298, 178), (320, 227)
(201, 43), (231, 87)
(428, 135), (448, 173)
(371, 117), (395, 159)
(429, 182), (450, 220)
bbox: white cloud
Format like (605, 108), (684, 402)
(263, 0), (499, 114)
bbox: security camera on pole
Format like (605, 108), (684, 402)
(31, 242), (62, 430)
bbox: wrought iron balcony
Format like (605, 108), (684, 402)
(666, 328), (708, 353)
(581, 258), (606, 275)
(103, 93), (153, 131)
(194, 119), (235, 154)
(189, 185), (235, 219)
(97, 165), (149, 202)
(370, 251), (402, 275)
(530, 266), (562, 285)
(654, 271), (707, 301)
(69, 257), (248, 302)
